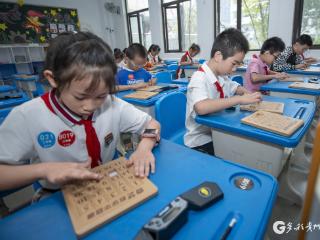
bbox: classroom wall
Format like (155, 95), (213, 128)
(7, 0), (319, 59)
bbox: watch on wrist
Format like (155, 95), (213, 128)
(141, 128), (160, 144)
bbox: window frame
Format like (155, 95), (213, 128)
(161, 0), (194, 53)
(214, 0), (270, 51)
(125, 1), (149, 45)
(293, 0), (320, 49)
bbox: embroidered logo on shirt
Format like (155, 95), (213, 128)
(37, 131), (56, 148)
(58, 130), (75, 147)
(104, 132), (113, 146)
(128, 74), (134, 79)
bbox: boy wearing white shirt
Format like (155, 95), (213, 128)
(184, 28), (262, 155)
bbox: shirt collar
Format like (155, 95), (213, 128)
(48, 90), (97, 126)
(201, 62), (225, 87)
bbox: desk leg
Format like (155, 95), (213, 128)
(290, 135), (310, 171)
(211, 129), (286, 177)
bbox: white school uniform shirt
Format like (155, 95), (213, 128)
(0, 90), (151, 189)
(184, 62), (240, 148)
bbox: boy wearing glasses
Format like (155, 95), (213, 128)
(244, 37), (288, 93)
(116, 43), (156, 91)
(272, 34), (314, 72)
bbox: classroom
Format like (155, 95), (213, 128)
(0, 0), (320, 239)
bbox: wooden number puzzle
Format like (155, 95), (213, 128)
(303, 68), (320, 73)
(280, 77), (304, 82)
(139, 86), (164, 92)
(241, 110), (304, 136)
(62, 157), (158, 237)
(240, 101), (284, 114)
(123, 91), (159, 100)
(289, 82), (320, 90)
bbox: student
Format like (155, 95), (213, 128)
(114, 48), (125, 69)
(144, 44), (163, 71)
(176, 43), (201, 78)
(184, 28), (262, 155)
(244, 37), (289, 93)
(147, 44), (162, 65)
(272, 34), (313, 71)
(116, 43), (157, 91)
(0, 32), (160, 192)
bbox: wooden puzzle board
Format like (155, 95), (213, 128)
(303, 68), (320, 72)
(280, 77), (304, 82)
(241, 110), (304, 136)
(289, 82), (320, 90)
(62, 157), (158, 237)
(123, 91), (159, 99)
(139, 86), (164, 92)
(240, 101), (284, 114)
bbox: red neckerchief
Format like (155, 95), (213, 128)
(198, 66), (224, 98)
(41, 91), (101, 168)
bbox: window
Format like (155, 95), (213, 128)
(126, 0), (151, 47)
(293, 0), (320, 48)
(214, 0), (270, 50)
(162, 0), (197, 52)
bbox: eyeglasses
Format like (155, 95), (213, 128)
(271, 53), (279, 60)
(128, 59), (145, 69)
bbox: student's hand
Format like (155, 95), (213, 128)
(149, 78), (157, 86)
(133, 82), (149, 90)
(274, 72), (288, 80)
(42, 158), (103, 186)
(295, 63), (308, 70)
(126, 147), (156, 178)
(238, 92), (262, 105)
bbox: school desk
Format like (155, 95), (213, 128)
(260, 80), (320, 101)
(171, 77), (189, 85)
(287, 66), (320, 77)
(0, 91), (29, 109)
(196, 95), (315, 177)
(181, 65), (199, 78)
(116, 84), (187, 117)
(0, 139), (278, 240)
(13, 74), (38, 98)
(0, 85), (16, 94)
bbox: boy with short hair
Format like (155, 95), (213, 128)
(184, 28), (261, 155)
(116, 43), (156, 91)
(244, 37), (288, 92)
(272, 34), (314, 71)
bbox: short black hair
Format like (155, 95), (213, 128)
(260, 37), (285, 54)
(114, 48), (124, 60)
(211, 28), (249, 59)
(295, 34), (313, 47)
(189, 43), (200, 52)
(148, 44), (161, 53)
(126, 43), (147, 60)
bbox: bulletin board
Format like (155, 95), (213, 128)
(0, 1), (80, 44)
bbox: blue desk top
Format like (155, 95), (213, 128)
(260, 80), (320, 96)
(172, 78), (189, 85)
(13, 74), (38, 81)
(181, 65), (199, 70)
(116, 84), (187, 107)
(196, 96), (315, 148)
(236, 66), (247, 72)
(0, 140), (277, 240)
(287, 68), (320, 76)
(0, 92), (29, 109)
(0, 85), (16, 93)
